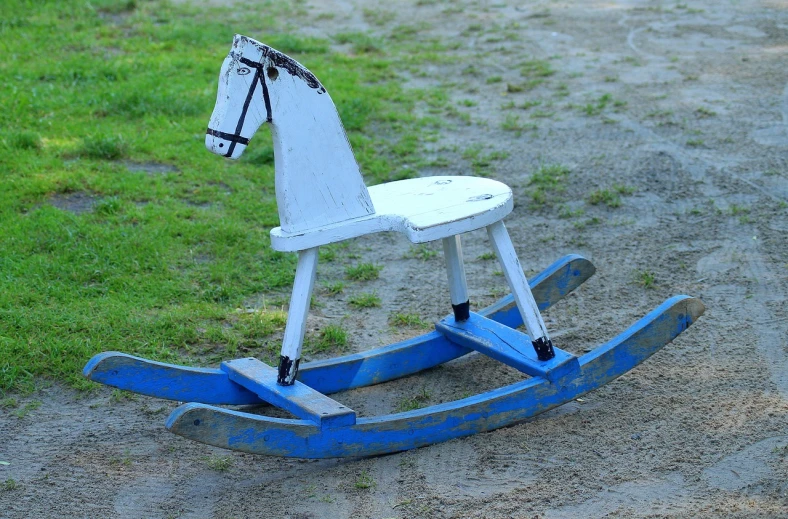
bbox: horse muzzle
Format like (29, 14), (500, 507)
(206, 128), (249, 159)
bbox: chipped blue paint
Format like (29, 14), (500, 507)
(436, 313), (580, 383)
(165, 296), (705, 458)
(84, 254), (595, 403)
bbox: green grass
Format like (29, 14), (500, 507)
(396, 387), (431, 412)
(346, 263), (383, 281)
(348, 292), (381, 308)
(0, 0), (439, 393)
(636, 270), (656, 289)
(307, 324), (348, 354)
(389, 313), (429, 329)
(354, 470), (376, 489)
(527, 164), (571, 206)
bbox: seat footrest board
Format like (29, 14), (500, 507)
(220, 358), (356, 430)
(435, 313), (580, 384)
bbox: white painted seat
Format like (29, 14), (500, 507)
(205, 35), (555, 385)
(270, 176), (513, 251)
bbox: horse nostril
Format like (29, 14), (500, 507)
(267, 67), (279, 80)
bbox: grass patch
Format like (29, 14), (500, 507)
(405, 244), (438, 261)
(322, 281), (345, 295)
(355, 470), (376, 489)
(205, 455), (234, 472)
(588, 189), (621, 208)
(389, 313), (430, 328)
(527, 164), (571, 206)
(308, 324), (348, 353)
(397, 387), (431, 412)
(348, 292), (381, 308)
(0, 0), (437, 392)
(346, 263), (383, 281)
(636, 270), (656, 289)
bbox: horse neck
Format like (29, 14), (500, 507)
(270, 86), (374, 234)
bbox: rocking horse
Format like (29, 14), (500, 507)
(84, 35), (705, 458)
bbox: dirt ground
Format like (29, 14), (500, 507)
(2, 0), (787, 517)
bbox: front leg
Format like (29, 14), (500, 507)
(278, 247), (319, 385)
(486, 221), (555, 360)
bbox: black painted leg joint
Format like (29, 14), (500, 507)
(532, 337), (555, 361)
(452, 300), (470, 322)
(277, 355), (300, 386)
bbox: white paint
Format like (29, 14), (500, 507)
(442, 235), (469, 306)
(486, 221), (550, 345)
(206, 35), (374, 234)
(204, 36), (555, 367)
(280, 247), (318, 361)
(271, 176), (513, 251)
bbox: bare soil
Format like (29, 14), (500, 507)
(2, 1), (787, 517)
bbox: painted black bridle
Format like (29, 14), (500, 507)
(206, 56), (273, 158)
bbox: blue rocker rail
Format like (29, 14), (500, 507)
(83, 35), (705, 459)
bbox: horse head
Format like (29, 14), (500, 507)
(205, 35), (374, 234)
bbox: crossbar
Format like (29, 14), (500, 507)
(220, 358), (356, 430)
(436, 313), (580, 384)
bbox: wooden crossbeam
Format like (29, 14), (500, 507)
(220, 358), (356, 430)
(436, 313), (580, 384)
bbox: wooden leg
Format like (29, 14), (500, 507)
(442, 235), (470, 321)
(277, 247), (319, 385)
(486, 221), (555, 360)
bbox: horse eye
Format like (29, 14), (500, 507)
(237, 67), (251, 75)
(267, 67), (279, 80)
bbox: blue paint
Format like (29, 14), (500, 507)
(436, 313), (580, 383)
(220, 358), (356, 430)
(84, 254), (595, 403)
(165, 296), (705, 458)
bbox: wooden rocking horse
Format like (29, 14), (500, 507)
(84, 35), (705, 458)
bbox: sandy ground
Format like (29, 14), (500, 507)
(2, 0), (787, 517)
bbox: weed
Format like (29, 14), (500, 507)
(613, 184), (636, 195)
(355, 470), (376, 489)
(309, 324), (348, 353)
(558, 205), (585, 219)
(636, 270), (656, 289)
(695, 107), (716, 117)
(588, 189), (621, 208)
(519, 100), (542, 110)
(13, 401), (41, 418)
(333, 32), (381, 53)
(728, 205), (750, 216)
(520, 59), (554, 78)
(459, 99), (477, 107)
(476, 251), (497, 261)
(573, 217), (601, 229)
(527, 164), (571, 205)
(686, 139), (704, 147)
(405, 244), (438, 261)
(79, 135), (129, 160)
(1, 398), (18, 409)
(206, 455), (233, 471)
(501, 114), (535, 135)
(389, 313), (429, 328)
(5, 131), (42, 150)
(397, 387), (431, 412)
(486, 75), (503, 84)
(3, 479), (18, 491)
(346, 263), (383, 281)
(323, 281), (345, 295)
(110, 389), (137, 403)
(348, 292), (381, 308)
